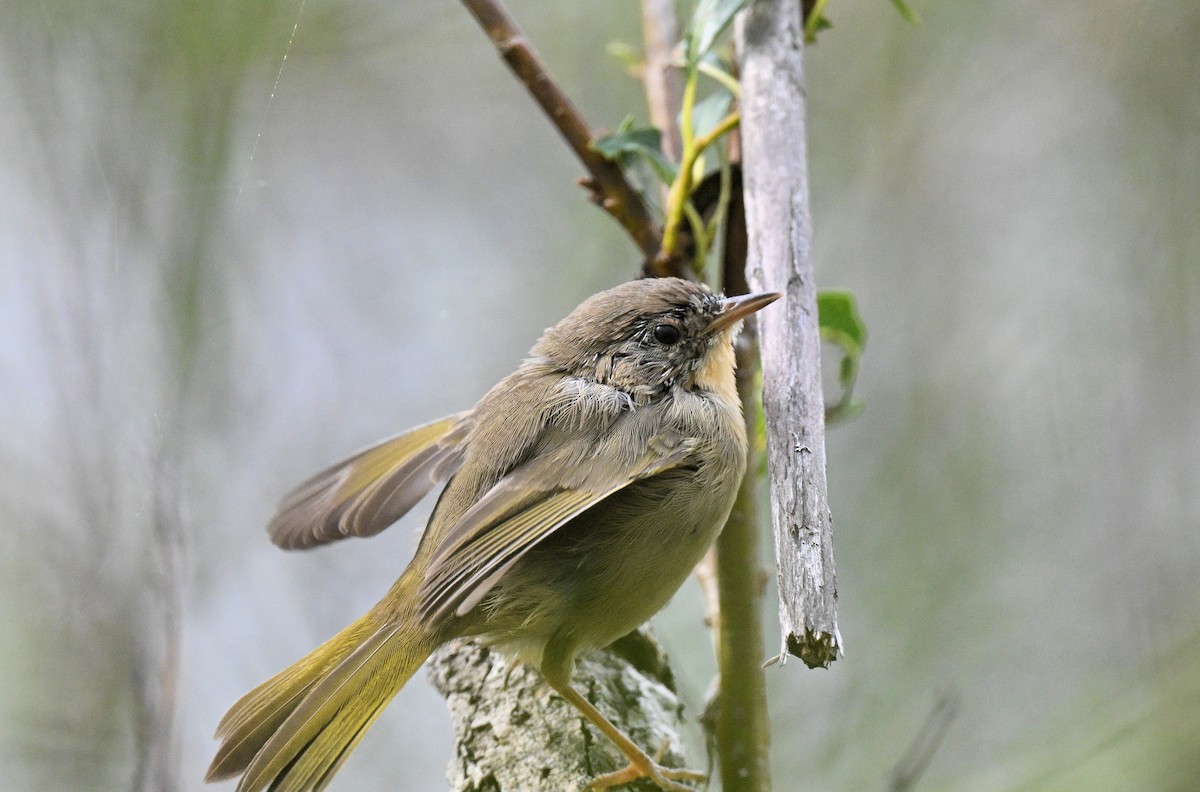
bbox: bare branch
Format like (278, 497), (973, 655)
(738, 2), (841, 667)
(460, 0), (662, 260)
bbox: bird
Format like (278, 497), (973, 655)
(206, 276), (779, 791)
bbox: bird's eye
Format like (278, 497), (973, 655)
(653, 324), (681, 345)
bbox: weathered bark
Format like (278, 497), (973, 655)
(429, 631), (694, 792)
(738, 2), (840, 668)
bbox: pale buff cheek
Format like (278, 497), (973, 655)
(693, 334), (739, 407)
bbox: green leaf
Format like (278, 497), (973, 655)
(688, 0), (750, 65)
(818, 290), (867, 353)
(803, 14), (833, 44)
(818, 290), (868, 423)
(592, 123), (678, 185)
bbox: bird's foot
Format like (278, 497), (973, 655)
(583, 761), (705, 792)
(583, 741), (706, 792)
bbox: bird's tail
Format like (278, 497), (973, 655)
(206, 611), (434, 792)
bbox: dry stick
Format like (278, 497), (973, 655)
(460, 0), (663, 264)
(738, 3), (840, 667)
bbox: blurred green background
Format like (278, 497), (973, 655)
(2, 1), (1197, 790)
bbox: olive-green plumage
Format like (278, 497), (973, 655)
(207, 278), (779, 792)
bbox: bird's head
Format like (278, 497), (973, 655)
(531, 277), (779, 401)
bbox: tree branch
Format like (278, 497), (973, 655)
(429, 632), (693, 792)
(738, 2), (841, 667)
(460, 0), (662, 261)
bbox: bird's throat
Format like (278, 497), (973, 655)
(693, 335), (739, 407)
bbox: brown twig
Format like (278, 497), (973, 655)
(460, 0), (662, 261)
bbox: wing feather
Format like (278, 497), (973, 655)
(417, 436), (694, 622)
(269, 413), (470, 550)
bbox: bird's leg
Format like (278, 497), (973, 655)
(542, 676), (707, 792)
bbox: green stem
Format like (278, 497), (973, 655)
(680, 64), (698, 144)
(660, 69), (699, 258)
(693, 111), (741, 157)
(661, 109), (741, 259)
(697, 60), (742, 98)
(714, 334), (772, 792)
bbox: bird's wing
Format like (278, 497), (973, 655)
(417, 430), (696, 622)
(268, 412), (472, 550)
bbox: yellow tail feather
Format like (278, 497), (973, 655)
(206, 614), (433, 792)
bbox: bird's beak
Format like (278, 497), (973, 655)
(707, 291), (781, 333)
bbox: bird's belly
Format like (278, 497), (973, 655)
(477, 469), (738, 665)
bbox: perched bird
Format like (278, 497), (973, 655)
(206, 277), (779, 791)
